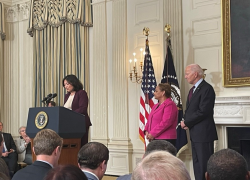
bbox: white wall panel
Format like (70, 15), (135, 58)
(135, 0), (160, 25)
(192, 0), (220, 9)
(193, 17), (221, 35)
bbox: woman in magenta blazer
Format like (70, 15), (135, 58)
(63, 74), (91, 147)
(144, 83), (178, 146)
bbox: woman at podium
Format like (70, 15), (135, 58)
(63, 74), (92, 146)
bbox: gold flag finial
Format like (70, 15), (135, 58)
(143, 27), (150, 36)
(164, 24), (171, 33)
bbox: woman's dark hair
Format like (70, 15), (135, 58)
(44, 164), (87, 180)
(62, 74), (83, 91)
(158, 83), (171, 98)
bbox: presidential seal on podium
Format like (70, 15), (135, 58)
(35, 111), (48, 129)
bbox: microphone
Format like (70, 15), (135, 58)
(41, 93), (52, 102)
(46, 93), (57, 103)
(51, 93), (57, 98)
(41, 97), (48, 102)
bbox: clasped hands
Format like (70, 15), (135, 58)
(2, 149), (15, 157)
(181, 120), (189, 130)
(145, 131), (154, 142)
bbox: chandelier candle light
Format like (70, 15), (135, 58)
(129, 28), (149, 83)
(129, 51), (144, 83)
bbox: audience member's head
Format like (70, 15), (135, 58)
(206, 148), (250, 180)
(33, 129), (63, 167)
(132, 151), (191, 180)
(44, 164), (87, 180)
(145, 140), (177, 157)
(48, 101), (56, 107)
(78, 142), (109, 180)
(18, 126), (28, 138)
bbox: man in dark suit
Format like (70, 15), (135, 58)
(181, 64), (218, 180)
(78, 142), (109, 180)
(12, 129), (63, 180)
(0, 131), (11, 179)
(0, 121), (18, 177)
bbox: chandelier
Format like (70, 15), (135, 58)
(129, 27), (149, 84)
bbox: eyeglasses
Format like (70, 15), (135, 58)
(20, 130), (26, 132)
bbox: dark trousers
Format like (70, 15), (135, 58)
(2, 152), (18, 177)
(191, 141), (214, 180)
(81, 126), (89, 147)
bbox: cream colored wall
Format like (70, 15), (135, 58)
(0, 0), (33, 135)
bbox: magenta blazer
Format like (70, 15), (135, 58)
(64, 89), (92, 127)
(144, 98), (178, 140)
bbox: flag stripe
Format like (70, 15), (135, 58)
(139, 39), (157, 146)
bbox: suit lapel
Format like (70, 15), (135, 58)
(186, 80), (206, 109)
(151, 99), (170, 115)
(3, 133), (9, 150)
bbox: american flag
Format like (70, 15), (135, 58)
(161, 37), (188, 156)
(139, 39), (157, 145)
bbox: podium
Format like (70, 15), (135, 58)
(26, 106), (86, 166)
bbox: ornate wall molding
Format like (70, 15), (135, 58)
(19, 2), (30, 20)
(214, 96), (250, 124)
(215, 96), (250, 103)
(214, 106), (243, 116)
(5, 4), (19, 22)
(5, 2), (30, 22)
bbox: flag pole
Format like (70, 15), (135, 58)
(161, 24), (188, 156)
(165, 24), (171, 84)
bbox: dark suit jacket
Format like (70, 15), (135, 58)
(64, 89), (91, 127)
(184, 80), (218, 142)
(3, 133), (16, 151)
(12, 161), (52, 180)
(83, 171), (98, 180)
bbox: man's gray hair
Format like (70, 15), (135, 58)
(188, 64), (204, 78)
(132, 151), (191, 180)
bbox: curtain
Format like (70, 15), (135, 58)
(28, 0), (92, 107)
(0, 2), (6, 121)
